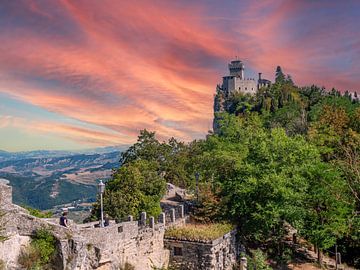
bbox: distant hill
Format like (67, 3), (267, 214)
(0, 146), (127, 209)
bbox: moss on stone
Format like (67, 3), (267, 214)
(165, 223), (233, 242)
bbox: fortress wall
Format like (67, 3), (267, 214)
(164, 230), (237, 270)
(0, 181), (186, 270)
(234, 78), (257, 95)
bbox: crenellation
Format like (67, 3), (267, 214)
(170, 208), (176, 223)
(0, 181), (237, 270)
(140, 211), (147, 226)
(159, 212), (166, 225)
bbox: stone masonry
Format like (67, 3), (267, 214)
(165, 230), (237, 270)
(0, 181), (182, 270)
(0, 181), (238, 270)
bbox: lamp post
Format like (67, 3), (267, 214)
(98, 180), (105, 227)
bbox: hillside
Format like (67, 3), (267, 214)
(90, 66), (359, 268)
(0, 148), (124, 209)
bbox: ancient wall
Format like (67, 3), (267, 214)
(0, 182), (187, 270)
(164, 230), (238, 270)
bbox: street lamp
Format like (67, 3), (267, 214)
(98, 180), (105, 227)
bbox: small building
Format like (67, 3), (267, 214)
(257, 73), (271, 90)
(164, 224), (238, 270)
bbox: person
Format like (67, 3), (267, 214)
(104, 214), (110, 227)
(60, 212), (68, 227)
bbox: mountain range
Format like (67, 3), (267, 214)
(0, 146), (127, 210)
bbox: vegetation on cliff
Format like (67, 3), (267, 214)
(18, 228), (57, 270)
(93, 67), (359, 267)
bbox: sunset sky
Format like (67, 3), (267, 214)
(0, 0), (359, 151)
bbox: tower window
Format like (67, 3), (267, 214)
(174, 246), (182, 256)
(245, 87), (247, 90)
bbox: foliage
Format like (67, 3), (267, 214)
(94, 159), (166, 221)
(18, 228), (57, 270)
(209, 66), (359, 265)
(91, 129), (206, 221)
(165, 223), (233, 241)
(23, 205), (52, 218)
(247, 249), (272, 270)
(90, 65), (359, 266)
(191, 183), (223, 223)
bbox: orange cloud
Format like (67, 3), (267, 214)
(0, 0), (359, 149)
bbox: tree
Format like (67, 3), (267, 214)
(120, 129), (163, 165)
(275, 66), (285, 84)
(93, 160), (166, 221)
(302, 163), (353, 265)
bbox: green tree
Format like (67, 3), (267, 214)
(275, 66), (285, 84)
(95, 160), (166, 221)
(302, 163), (353, 265)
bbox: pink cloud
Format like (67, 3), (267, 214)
(0, 0), (359, 148)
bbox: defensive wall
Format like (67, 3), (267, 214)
(0, 181), (186, 270)
(165, 230), (237, 270)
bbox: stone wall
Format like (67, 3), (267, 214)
(0, 182), (187, 270)
(164, 230), (238, 270)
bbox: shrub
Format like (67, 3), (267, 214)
(23, 206), (52, 218)
(247, 249), (272, 270)
(18, 228), (57, 270)
(32, 228), (56, 264)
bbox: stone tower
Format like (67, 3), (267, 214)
(228, 60), (245, 79)
(221, 59), (257, 96)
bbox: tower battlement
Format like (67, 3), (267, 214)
(220, 59), (270, 96)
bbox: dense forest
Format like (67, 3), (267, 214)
(93, 67), (360, 268)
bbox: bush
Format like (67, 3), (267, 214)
(18, 228), (57, 270)
(23, 206), (52, 218)
(247, 249), (272, 270)
(18, 246), (42, 270)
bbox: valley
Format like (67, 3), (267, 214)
(0, 147), (125, 210)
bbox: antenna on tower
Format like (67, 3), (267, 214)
(235, 49), (240, 60)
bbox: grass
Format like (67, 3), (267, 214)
(22, 205), (52, 218)
(165, 223), (233, 242)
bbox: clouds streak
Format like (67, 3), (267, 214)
(0, 0), (359, 149)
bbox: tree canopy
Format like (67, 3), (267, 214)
(93, 66), (360, 267)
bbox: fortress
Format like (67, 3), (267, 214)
(220, 59), (271, 96)
(213, 59), (271, 132)
(0, 181), (239, 270)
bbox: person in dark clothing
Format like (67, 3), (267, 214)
(104, 214), (110, 227)
(60, 212), (68, 227)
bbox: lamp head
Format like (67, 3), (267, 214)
(98, 180), (105, 194)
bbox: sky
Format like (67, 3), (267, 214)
(0, 0), (359, 151)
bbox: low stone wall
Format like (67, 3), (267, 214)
(164, 230), (238, 270)
(0, 182), (188, 270)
